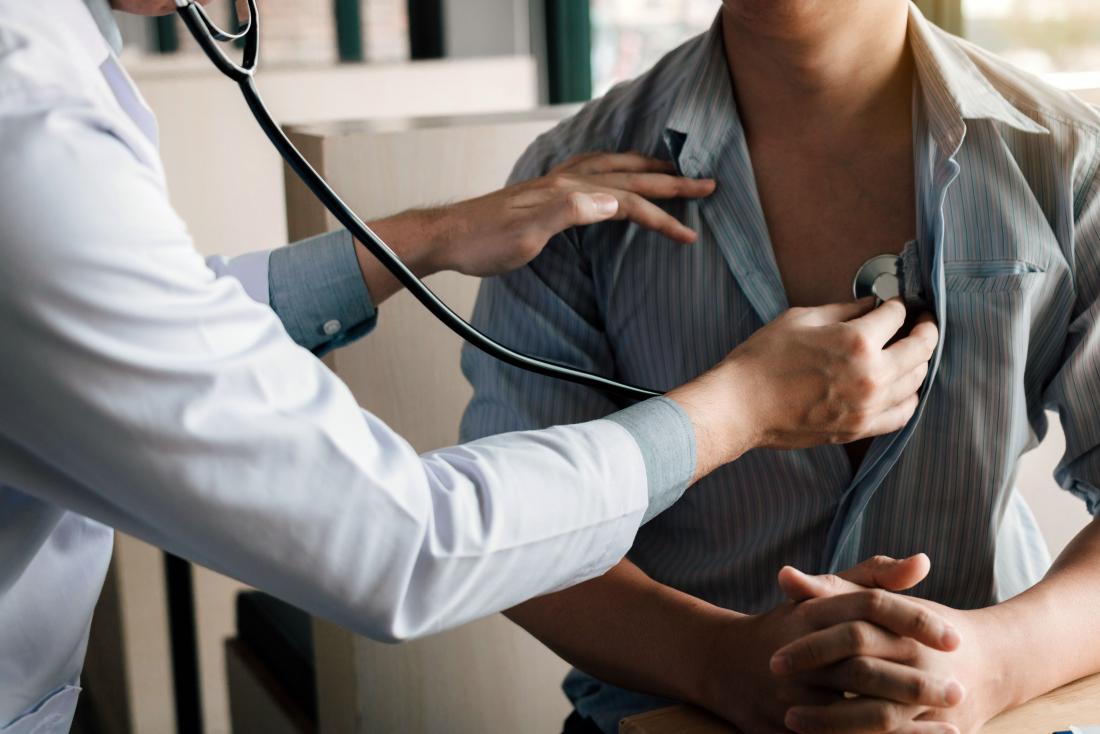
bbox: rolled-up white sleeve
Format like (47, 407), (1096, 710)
(0, 101), (651, 640)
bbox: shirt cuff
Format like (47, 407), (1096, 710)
(605, 397), (696, 524)
(269, 230), (378, 356)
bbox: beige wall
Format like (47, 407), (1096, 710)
(101, 57), (539, 734)
(283, 109), (579, 734)
(128, 54), (539, 256)
(1016, 420), (1090, 557)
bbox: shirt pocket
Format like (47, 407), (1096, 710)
(944, 259), (1046, 293)
(2, 685), (81, 734)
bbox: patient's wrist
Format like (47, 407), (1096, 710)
(691, 611), (752, 714)
(978, 593), (1060, 713)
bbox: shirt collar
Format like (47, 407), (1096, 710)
(663, 14), (741, 178)
(664, 2), (1048, 173)
(905, 2), (1048, 153)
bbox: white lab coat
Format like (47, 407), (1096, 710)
(0, 2), (661, 728)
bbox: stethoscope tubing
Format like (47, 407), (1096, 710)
(175, 0), (661, 402)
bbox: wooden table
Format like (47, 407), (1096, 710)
(620, 673), (1100, 733)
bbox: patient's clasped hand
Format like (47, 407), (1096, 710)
(703, 554), (981, 733)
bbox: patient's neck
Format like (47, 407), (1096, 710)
(721, 0), (913, 146)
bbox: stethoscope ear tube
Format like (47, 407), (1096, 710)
(175, 0), (661, 401)
(176, 0), (257, 80)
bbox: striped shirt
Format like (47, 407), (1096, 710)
(461, 5), (1100, 729)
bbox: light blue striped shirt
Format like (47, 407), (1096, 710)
(461, 5), (1100, 730)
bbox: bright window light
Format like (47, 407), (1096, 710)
(964, 0), (1100, 75)
(589, 0), (1100, 96)
(590, 0), (719, 96)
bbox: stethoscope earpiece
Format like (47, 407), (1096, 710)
(175, 0), (258, 81)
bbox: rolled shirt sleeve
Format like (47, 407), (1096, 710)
(1045, 142), (1100, 515)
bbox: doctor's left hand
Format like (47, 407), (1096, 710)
(360, 152), (716, 302)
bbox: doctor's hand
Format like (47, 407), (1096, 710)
(772, 566), (1006, 734)
(666, 299), (937, 480)
(694, 556), (963, 734)
(359, 152), (715, 303)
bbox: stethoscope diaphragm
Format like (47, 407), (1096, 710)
(853, 254), (902, 303)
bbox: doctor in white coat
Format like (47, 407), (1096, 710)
(0, 1), (940, 730)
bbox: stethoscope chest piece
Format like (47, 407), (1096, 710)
(853, 255), (902, 303)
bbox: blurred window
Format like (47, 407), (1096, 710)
(589, 0), (1100, 98)
(964, 0), (1100, 77)
(590, 0), (719, 96)
(117, 0), (408, 66)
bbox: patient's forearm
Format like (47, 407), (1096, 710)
(987, 517), (1100, 710)
(506, 559), (736, 705)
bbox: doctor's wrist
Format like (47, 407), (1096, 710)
(667, 359), (760, 482)
(363, 210), (448, 276)
(355, 210), (451, 305)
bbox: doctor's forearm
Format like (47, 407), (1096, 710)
(980, 517), (1100, 711)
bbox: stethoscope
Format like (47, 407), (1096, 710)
(173, 0), (661, 401)
(852, 255), (903, 303)
(174, 0), (905, 400)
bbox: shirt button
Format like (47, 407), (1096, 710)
(322, 319), (342, 336)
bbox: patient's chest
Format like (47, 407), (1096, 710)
(751, 139), (917, 309)
(594, 167), (1067, 613)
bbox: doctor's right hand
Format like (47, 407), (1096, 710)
(667, 299), (937, 479)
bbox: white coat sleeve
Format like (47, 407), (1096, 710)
(0, 100), (652, 641)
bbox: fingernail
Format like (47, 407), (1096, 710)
(785, 709), (805, 731)
(770, 654), (791, 674)
(941, 625), (961, 648)
(590, 193), (618, 217)
(944, 679), (966, 706)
